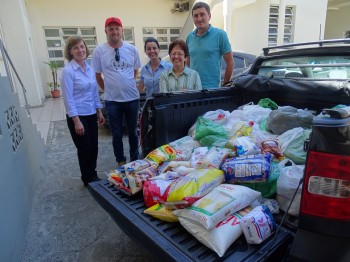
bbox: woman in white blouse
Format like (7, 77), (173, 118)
(60, 36), (105, 186)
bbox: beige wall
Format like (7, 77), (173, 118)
(291, 0), (328, 42)
(228, 0), (328, 56)
(208, 0), (328, 56)
(26, 0), (189, 99)
(324, 5), (350, 39)
(231, 0), (269, 55)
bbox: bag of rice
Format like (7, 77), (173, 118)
(143, 179), (172, 208)
(174, 206), (252, 257)
(145, 144), (176, 164)
(157, 160), (192, 175)
(169, 136), (201, 161)
(127, 165), (158, 194)
(195, 147), (232, 169)
(175, 184), (261, 230)
(190, 147), (209, 167)
(163, 169), (224, 209)
(222, 153), (272, 183)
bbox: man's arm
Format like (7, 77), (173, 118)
(134, 69), (139, 79)
(96, 73), (104, 91)
(222, 52), (234, 85)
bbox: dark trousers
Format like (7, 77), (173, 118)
(67, 114), (98, 184)
(105, 99), (140, 163)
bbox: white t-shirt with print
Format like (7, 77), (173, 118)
(92, 42), (141, 102)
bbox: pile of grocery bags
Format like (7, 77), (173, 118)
(107, 100), (312, 257)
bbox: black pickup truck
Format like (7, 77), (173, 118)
(89, 39), (350, 261)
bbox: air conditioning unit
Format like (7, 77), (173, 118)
(171, 1), (190, 13)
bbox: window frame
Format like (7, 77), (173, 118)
(268, 5), (295, 46)
(43, 27), (97, 68)
(142, 27), (181, 57)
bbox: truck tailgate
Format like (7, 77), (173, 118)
(88, 180), (294, 262)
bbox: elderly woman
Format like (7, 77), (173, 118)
(60, 36), (105, 186)
(159, 39), (202, 92)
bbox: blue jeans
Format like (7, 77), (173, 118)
(105, 99), (140, 163)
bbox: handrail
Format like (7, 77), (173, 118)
(263, 39), (350, 55)
(0, 37), (30, 115)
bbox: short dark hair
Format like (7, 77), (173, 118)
(192, 1), (211, 16)
(168, 39), (189, 58)
(144, 37), (160, 51)
(64, 36), (90, 61)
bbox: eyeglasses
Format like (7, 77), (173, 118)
(170, 52), (185, 57)
(114, 48), (120, 62)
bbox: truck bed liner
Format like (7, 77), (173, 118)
(88, 180), (293, 262)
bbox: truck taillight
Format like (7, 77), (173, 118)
(301, 151), (350, 220)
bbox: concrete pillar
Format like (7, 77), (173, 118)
(0, 0), (44, 106)
(223, 0), (233, 39)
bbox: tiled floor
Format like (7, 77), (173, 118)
(29, 97), (66, 143)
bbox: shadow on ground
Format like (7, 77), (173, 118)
(21, 120), (154, 262)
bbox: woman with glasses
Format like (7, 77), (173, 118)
(159, 39), (202, 92)
(139, 37), (172, 99)
(60, 36), (105, 186)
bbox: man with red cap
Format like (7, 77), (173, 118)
(92, 17), (141, 166)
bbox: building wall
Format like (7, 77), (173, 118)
(0, 0), (45, 107)
(26, 0), (189, 98)
(291, 0), (328, 42)
(0, 75), (45, 262)
(231, 0), (269, 55)
(230, 0), (328, 56)
(324, 5), (350, 39)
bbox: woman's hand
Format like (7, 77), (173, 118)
(97, 109), (105, 125)
(72, 116), (84, 136)
(137, 81), (145, 93)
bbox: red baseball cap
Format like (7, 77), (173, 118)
(105, 17), (123, 27)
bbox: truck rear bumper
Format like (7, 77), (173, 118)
(287, 229), (350, 262)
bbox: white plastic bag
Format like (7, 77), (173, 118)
(241, 105), (272, 124)
(276, 159), (304, 216)
(202, 109), (230, 124)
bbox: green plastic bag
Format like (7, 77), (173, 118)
(279, 127), (311, 164)
(258, 98), (278, 110)
(259, 118), (268, 131)
(194, 117), (228, 147)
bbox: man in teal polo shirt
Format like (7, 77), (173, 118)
(186, 1), (234, 88)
